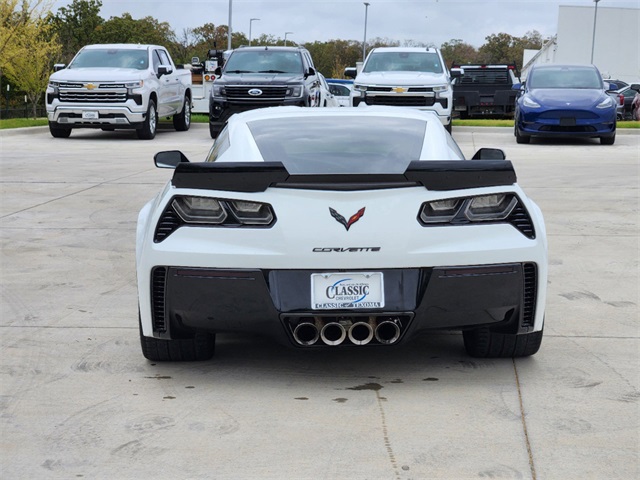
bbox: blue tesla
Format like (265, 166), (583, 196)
(514, 64), (617, 145)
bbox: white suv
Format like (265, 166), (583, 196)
(347, 47), (462, 132)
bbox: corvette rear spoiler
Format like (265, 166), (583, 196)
(167, 160), (516, 192)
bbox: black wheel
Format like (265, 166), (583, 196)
(463, 328), (543, 358)
(209, 122), (221, 139)
(173, 95), (191, 131)
(137, 99), (157, 140)
(139, 315), (215, 362)
(445, 123), (452, 134)
(515, 123), (530, 144)
(49, 122), (71, 138)
(600, 134), (615, 145)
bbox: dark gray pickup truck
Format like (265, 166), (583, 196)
(452, 63), (520, 118)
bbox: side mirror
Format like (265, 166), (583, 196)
(344, 67), (357, 79)
(53, 64), (66, 72)
(154, 150), (191, 169)
(214, 66), (222, 76)
(631, 83), (640, 93)
(157, 65), (173, 76)
(305, 66), (316, 78)
(450, 67), (464, 78)
(471, 148), (506, 161)
(191, 56), (200, 66)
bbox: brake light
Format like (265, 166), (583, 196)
(617, 94), (624, 106)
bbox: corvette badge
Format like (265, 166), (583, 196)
(329, 207), (365, 231)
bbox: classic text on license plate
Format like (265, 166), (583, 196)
(311, 272), (385, 310)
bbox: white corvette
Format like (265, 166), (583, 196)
(136, 106), (547, 361)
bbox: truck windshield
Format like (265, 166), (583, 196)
(224, 50), (303, 74)
(363, 52), (443, 74)
(69, 49), (149, 70)
(528, 67), (603, 89)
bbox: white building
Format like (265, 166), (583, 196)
(522, 5), (639, 83)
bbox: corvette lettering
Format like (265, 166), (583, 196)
(313, 247), (381, 252)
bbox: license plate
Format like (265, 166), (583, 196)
(82, 111), (99, 120)
(311, 272), (384, 310)
(559, 117), (576, 126)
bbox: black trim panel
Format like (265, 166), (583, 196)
(171, 160), (516, 192)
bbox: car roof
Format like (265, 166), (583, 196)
(370, 47), (438, 53)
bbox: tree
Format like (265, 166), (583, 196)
(0, 1), (60, 117)
(440, 38), (478, 66)
(97, 13), (175, 46)
(49, 0), (103, 63)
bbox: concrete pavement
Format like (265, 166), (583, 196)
(1, 124), (638, 479)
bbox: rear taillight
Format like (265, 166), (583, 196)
(618, 94), (624, 106)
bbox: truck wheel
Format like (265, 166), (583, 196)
(463, 327), (543, 358)
(49, 122), (72, 138)
(515, 124), (530, 144)
(137, 99), (157, 140)
(173, 95), (191, 131)
(139, 315), (215, 362)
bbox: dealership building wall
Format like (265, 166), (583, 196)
(522, 6), (639, 83)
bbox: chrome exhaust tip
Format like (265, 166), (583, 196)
(375, 318), (401, 345)
(293, 319), (320, 346)
(320, 322), (347, 346)
(348, 317), (375, 345)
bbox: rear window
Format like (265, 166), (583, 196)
(247, 116), (427, 174)
(459, 69), (511, 85)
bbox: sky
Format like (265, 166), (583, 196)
(49, 0), (639, 48)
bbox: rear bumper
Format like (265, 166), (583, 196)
(147, 263), (540, 347)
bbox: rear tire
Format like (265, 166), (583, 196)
(136, 99), (157, 140)
(463, 328), (543, 358)
(139, 315), (215, 362)
(49, 122), (71, 138)
(600, 134), (615, 145)
(173, 96), (191, 131)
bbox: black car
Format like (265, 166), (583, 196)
(208, 46), (320, 138)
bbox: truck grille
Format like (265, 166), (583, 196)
(225, 85), (288, 100)
(59, 90), (127, 103)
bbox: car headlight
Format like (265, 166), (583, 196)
(286, 85), (303, 97)
(124, 80), (144, 89)
(596, 97), (615, 109)
(432, 85), (450, 96)
(212, 84), (226, 97)
(48, 81), (60, 88)
(522, 96), (540, 108)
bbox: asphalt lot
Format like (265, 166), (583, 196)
(1, 123), (638, 479)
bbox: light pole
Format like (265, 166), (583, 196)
(363, 2), (370, 62)
(284, 32), (293, 46)
(227, 0), (233, 51)
(590, 0), (601, 64)
(249, 18), (260, 46)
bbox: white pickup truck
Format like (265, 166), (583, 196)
(46, 44), (192, 139)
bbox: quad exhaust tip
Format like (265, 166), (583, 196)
(291, 315), (404, 347)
